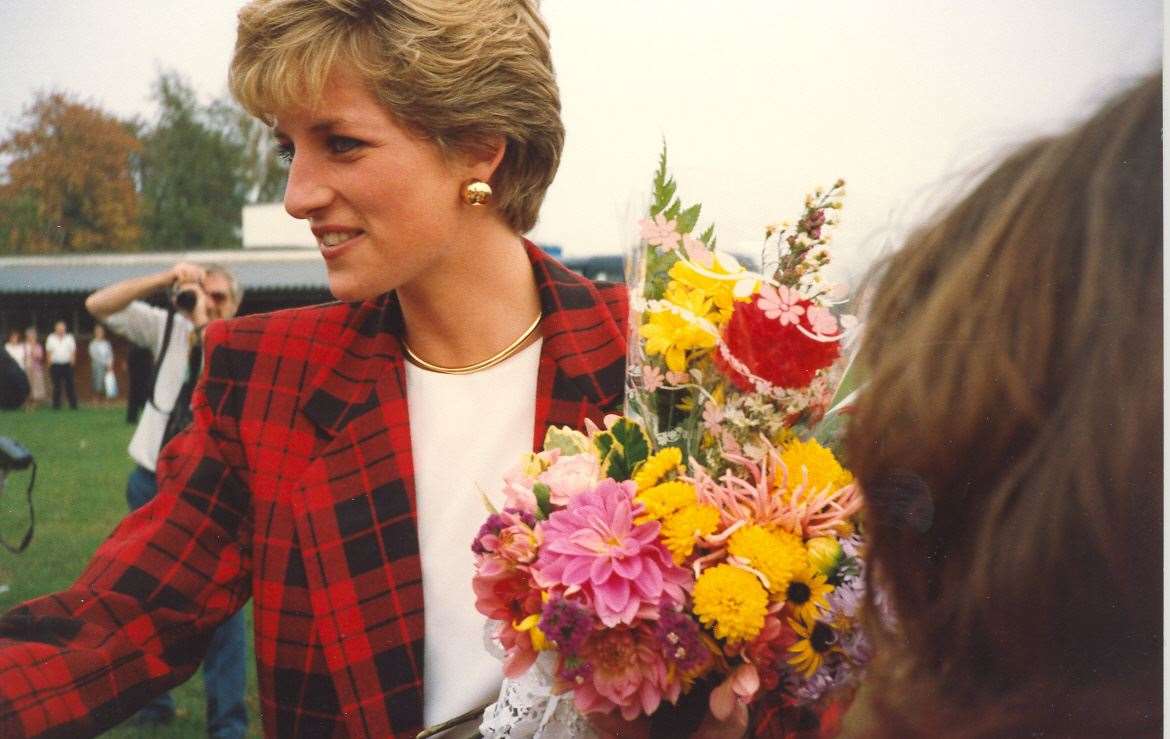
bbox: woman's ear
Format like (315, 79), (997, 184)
(461, 134), (507, 183)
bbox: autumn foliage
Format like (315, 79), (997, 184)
(0, 71), (289, 255)
(0, 93), (141, 253)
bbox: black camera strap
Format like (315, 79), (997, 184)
(146, 306), (179, 415)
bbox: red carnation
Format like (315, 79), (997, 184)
(715, 298), (840, 391)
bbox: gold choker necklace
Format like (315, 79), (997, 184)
(402, 313), (542, 375)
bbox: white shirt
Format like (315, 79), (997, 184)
(102, 301), (194, 471)
(4, 343), (24, 371)
(406, 339), (542, 735)
(45, 333), (76, 364)
(88, 338), (113, 368)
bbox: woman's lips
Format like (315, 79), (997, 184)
(318, 231), (364, 260)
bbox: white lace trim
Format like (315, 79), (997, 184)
(478, 623), (598, 739)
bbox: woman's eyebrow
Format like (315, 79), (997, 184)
(273, 118), (358, 138)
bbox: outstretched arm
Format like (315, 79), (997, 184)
(0, 322), (253, 737)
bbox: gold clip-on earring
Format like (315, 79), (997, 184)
(462, 179), (492, 206)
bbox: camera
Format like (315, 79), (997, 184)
(172, 287), (199, 313)
(0, 436), (31, 471)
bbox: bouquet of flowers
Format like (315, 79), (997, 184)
(472, 149), (867, 734)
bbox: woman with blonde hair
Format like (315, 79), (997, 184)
(843, 75), (1161, 737)
(0, 2), (747, 737)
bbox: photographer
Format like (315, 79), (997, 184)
(84, 262), (246, 736)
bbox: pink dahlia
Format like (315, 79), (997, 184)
(569, 624), (679, 720)
(534, 479), (689, 627)
(472, 562), (540, 623)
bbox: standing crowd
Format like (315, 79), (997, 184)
(4, 323), (118, 411)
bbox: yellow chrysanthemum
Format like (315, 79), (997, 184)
(693, 564), (768, 643)
(776, 438), (853, 498)
(787, 616), (838, 677)
(633, 447), (684, 491)
(639, 284), (718, 373)
(636, 481), (697, 523)
(660, 504), (720, 563)
(783, 567), (834, 624)
(727, 525), (807, 597)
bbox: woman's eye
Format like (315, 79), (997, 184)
(274, 142), (294, 162)
(328, 136), (363, 155)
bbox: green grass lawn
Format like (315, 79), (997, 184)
(0, 406), (261, 737)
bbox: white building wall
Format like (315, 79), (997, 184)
(242, 203), (315, 249)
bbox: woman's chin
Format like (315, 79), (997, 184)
(328, 278), (387, 303)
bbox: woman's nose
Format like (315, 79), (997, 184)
(283, 154), (332, 220)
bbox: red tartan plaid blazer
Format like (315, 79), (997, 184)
(0, 243), (628, 737)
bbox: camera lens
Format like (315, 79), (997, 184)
(174, 289), (198, 312)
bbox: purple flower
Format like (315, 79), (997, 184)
(539, 597), (595, 656)
(472, 508), (538, 558)
(653, 610), (709, 674)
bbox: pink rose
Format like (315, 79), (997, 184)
(502, 449), (563, 512)
(537, 452), (602, 506)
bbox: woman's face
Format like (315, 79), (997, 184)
(274, 72), (470, 302)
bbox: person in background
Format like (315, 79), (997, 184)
(45, 320), (78, 410)
(4, 331), (25, 378)
(21, 327), (46, 408)
(84, 262), (245, 735)
(842, 75), (1161, 737)
(88, 324), (115, 404)
(0, 338), (30, 411)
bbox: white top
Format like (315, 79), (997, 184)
(4, 343), (24, 371)
(88, 338), (113, 367)
(406, 338), (542, 736)
(45, 333), (76, 364)
(102, 301), (194, 471)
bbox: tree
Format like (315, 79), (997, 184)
(137, 71), (250, 249)
(0, 92), (141, 253)
(210, 99), (289, 204)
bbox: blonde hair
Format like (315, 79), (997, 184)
(230, 0), (563, 234)
(845, 75), (1161, 737)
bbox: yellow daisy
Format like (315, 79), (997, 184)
(787, 616), (838, 677)
(639, 284), (718, 373)
(783, 566), (834, 624)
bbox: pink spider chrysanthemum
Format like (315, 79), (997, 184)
(534, 479), (690, 627)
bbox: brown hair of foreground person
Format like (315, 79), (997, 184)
(844, 74), (1162, 737)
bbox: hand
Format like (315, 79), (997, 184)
(170, 261), (206, 286)
(588, 704), (748, 739)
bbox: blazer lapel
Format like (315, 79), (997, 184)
(288, 244), (628, 737)
(295, 295), (426, 738)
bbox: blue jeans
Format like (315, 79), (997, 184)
(127, 465), (248, 738)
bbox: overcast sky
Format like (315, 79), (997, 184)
(0, 1), (1161, 281)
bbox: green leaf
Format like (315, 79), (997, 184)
(594, 431), (617, 462)
(599, 418), (651, 479)
(532, 482), (553, 520)
(543, 426), (592, 456)
(676, 203), (701, 235)
(609, 419), (651, 468)
(698, 223), (716, 247)
(664, 199), (681, 222)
